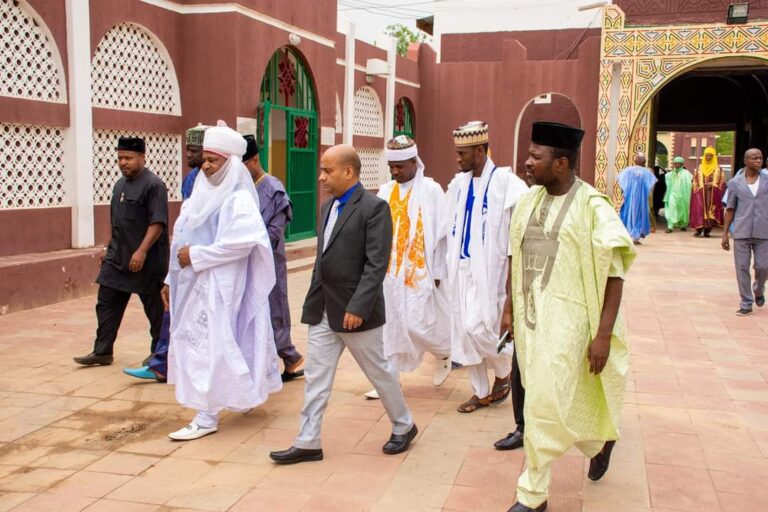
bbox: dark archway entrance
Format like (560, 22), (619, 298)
(258, 47), (318, 241)
(650, 58), (768, 174)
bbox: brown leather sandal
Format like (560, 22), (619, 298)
(491, 374), (512, 404)
(457, 394), (491, 413)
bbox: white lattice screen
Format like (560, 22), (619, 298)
(357, 148), (387, 190)
(353, 87), (383, 137)
(0, 123), (65, 209)
(91, 23), (180, 115)
(92, 130), (181, 205)
(0, 0), (65, 103)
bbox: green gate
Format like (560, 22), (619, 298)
(257, 47), (317, 241)
(394, 97), (415, 138)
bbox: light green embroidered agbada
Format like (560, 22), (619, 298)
(663, 168), (692, 228)
(509, 180), (635, 505)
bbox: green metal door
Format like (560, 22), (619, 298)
(256, 101), (271, 170)
(285, 109), (317, 240)
(258, 47), (319, 242)
(394, 97), (415, 138)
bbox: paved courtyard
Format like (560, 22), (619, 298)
(0, 230), (767, 512)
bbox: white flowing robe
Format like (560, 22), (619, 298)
(445, 159), (528, 365)
(378, 169), (450, 372)
(167, 179), (282, 413)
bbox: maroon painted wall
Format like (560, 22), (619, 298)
(180, 0), (337, 37)
(442, 28), (600, 62)
(418, 31), (602, 188)
(0, 208), (71, 257)
(617, 0), (768, 26)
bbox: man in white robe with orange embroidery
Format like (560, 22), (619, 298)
(364, 136), (451, 399)
(446, 121), (528, 413)
(164, 121), (282, 441)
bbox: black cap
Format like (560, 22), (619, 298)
(116, 136), (146, 154)
(242, 134), (259, 162)
(531, 122), (584, 151)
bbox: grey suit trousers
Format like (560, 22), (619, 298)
(294, 312), (414, 450)
(734, 238), (768, 310)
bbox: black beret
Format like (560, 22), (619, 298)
(242, 134), (259, 162)
(116, 136), (146, 154)
(531, 122), (585, 151)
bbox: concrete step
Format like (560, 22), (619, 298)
(287, 256), (315, 275)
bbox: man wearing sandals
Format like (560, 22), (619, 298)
(505, 122), (635, 512)
(445, 121), (528, 414)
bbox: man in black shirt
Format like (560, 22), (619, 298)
(74, 137), (169, 366)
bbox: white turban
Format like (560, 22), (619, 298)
(203, 120), (247, 159)
(386, 144), (419, 162)
(184, 120), (257, 228)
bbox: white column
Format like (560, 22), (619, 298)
(384, 37), (397, 142)
(343, 22), (356, 145)
(64, 0), (94, 248)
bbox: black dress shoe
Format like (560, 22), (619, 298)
(73, 353), (114, 366)
(756, 295), (765, 307)
(269, 446), (323, 465)
(382, 424), (418, 455)
(588, 440), (616, 481)
(508, 501), (547, 512)
(494, 430), (524, 451)
(281, 369), (304, 382)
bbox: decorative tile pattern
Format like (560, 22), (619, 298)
(596, 5), (768, 193)
(0, 123), (65, 209)
(91, 23), (180, 115)
(92, 130), (181, 205)
(0, 0), (66, 103)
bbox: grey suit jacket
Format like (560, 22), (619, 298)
(301, 184), (393, 332)
(726, 169), (768, 239)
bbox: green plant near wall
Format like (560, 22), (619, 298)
(385, 24), (427, 57)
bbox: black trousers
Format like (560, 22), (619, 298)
(93, 284), (164, 355)
(511, 347), (525, 432)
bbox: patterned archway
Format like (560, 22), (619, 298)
(596, 5), (768, 196)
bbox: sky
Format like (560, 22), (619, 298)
(336, 0), (436, 48)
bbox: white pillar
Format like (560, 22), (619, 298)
(64, 0), (94, 248)
(384, 37), (397, 142)
(343, 22), (356, 145)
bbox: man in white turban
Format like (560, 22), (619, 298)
(363, 135), (451, 399)
(165, 121), (282, 441)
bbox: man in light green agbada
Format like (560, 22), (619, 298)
(663, 156), (692, 232)
(502, 122), (635, 512)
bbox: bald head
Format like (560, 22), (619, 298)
(324, 144), (361, 176)
(744, 148), (763, 172)
(319, 144), (361, 197)
(634, 153), (646, 166)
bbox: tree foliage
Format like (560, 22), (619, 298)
(715, 131), (734, 157)
(385, 24), (427, 57)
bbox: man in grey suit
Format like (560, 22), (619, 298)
(269, 145), (417, 464)
(722, 148), (768, 316)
